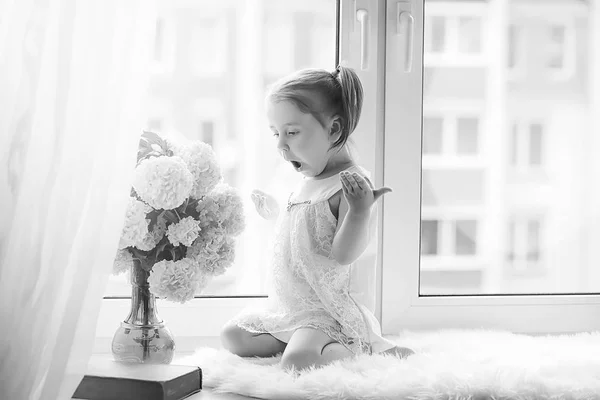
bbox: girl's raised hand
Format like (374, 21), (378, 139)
(251, 189), (280, 220)
(340, 171), (392, 215)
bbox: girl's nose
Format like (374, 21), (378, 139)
(276, 136), (288, 151)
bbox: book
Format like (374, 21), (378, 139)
(72, 357), (202, 400)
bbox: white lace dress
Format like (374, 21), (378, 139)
(229, 165), (396, 355)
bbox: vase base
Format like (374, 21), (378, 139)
(111, 322), (175, 364)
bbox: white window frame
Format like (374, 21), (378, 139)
(382, 0), (600, 335)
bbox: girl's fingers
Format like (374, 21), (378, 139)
(341, 174), (349, 193)
(351, 173), (367, 191)
(341, 173), (353, 195)
(345, 172), (366, 193)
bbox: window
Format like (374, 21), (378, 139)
(547, 25), (566, 69)
(423, 116), (443, 154)
(507, 23), (525, 76)
(383, 0), (599, 334)
(97, 0), (600, 352)
(510, 122), (544, 169)
(458, 17), (481, 54)
(420, 218), (479, 258)
(97, 0), (340, 352)
(507, 216), (543, 275)
(545, 23), (575, 79)
(423, 3), (486, 67)
(456, 117), (478, 155)
(455, 219), (477, 255)
(421, 220), (439, 255)
(422, 113), (481, 159)
(425, 16), (446, 53)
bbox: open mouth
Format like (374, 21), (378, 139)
(290, 161), (302, 170)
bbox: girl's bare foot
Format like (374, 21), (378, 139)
(380, 345), (414, 359)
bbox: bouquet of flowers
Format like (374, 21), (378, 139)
(112, 131), (245, 303)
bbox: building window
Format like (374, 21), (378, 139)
(455, 219), (477, 255)
(507, 23), (525, 72)
(507, 216), (543, 273)
(456, 117), (479, 155)
(423, 114), (481, 157)
(510, 122), (544, 168)
(425, 16), (446, 54)
(421, 219), (479, 257)
(545, 23), (575, 79)
(423, 116), (444, 155)
(547, 25), (566, 70)
(424, 13), (484, 66)
(421, 220), (439, 255)
(458, 17), (481, 54)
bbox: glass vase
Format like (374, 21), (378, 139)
(111, 259), (175, 364)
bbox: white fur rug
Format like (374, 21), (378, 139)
(178, 329), (600, 400)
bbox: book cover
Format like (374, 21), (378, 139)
(73, 357), (202, 400)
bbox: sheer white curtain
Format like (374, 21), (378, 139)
(0, 0), (157, 398)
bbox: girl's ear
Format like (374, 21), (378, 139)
(329, 116), (343, 142)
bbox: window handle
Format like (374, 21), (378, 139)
(356, 8), (369, 70)
(396, 3), (414, 73)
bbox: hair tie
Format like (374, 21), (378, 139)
(332, 65), (341, 78)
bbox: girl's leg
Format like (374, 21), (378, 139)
(220, 322), (287, 357)
(280, 327), (353, 371)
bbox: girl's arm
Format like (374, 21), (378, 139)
(331, 171), (390, 265)
(331, 198), (373, 265)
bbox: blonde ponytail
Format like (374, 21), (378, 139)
(332, 65), (363, 149)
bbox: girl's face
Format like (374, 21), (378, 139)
(267, 100), (337, 178)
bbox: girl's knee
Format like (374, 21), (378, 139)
(220, 324), (248, 355)
(281, 349), (319, 371)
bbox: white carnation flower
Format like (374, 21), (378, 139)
(187, 227), (236, 276)
(136, 214), (167, 251)
(166, 216), (201, 247)
(196, 183), (245, 236)
(118, 198), (152, 249)
(133, 155), (193, 210)
(148, 258), (207, 303)
(113, 249), (135, 275)
(172, 141), (222, 199)
(210, 236), (236, 276)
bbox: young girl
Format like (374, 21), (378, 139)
(220, 65), (414, 372)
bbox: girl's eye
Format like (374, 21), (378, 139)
(272, 132), (279, 137)
(287, 131), (297, 136)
